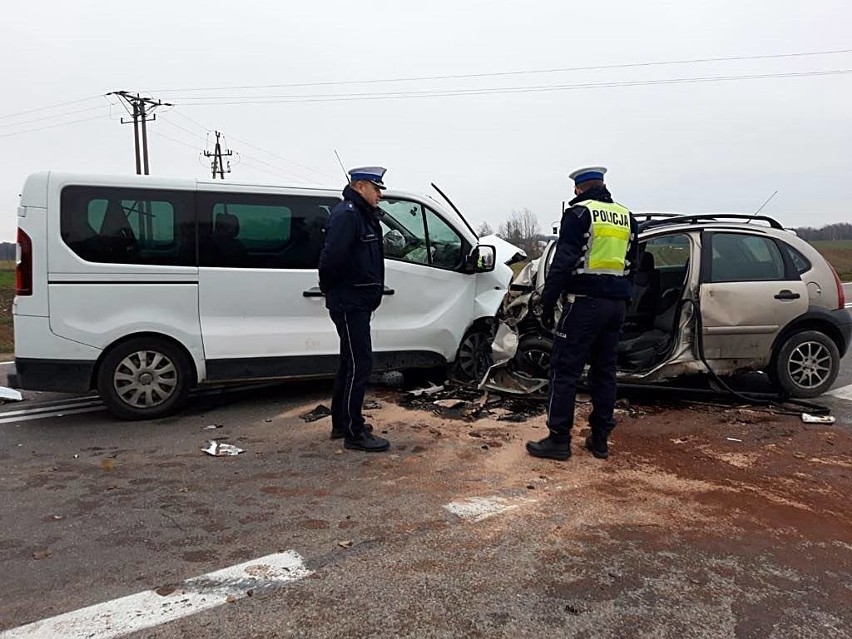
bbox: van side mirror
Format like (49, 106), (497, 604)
(466, 245), (496, 273)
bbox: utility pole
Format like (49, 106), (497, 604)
(203, 131), (233, 179)
(107, 91), (172, 175)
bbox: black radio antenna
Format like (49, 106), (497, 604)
(748, 190), (778, 222)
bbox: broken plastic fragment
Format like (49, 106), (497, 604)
(0, 386), (23, 402)
(801, 413), (835, 424)
(300, 404), (332, 422)
(433, 399), (466, 409)
(202, 441), (245, 456)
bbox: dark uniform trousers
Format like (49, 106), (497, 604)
(329, 309), (373, 439)
(547, 296), (627, 443)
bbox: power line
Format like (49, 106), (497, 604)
(0, 114), (105, 139)
(171, 68), (852, 105)
(0, 95), (103, 121)
(149, 47), (852, 93)
(0, 104), (108, 130)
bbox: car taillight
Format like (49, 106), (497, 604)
(16, 228), (32, 296)
(829, 264), (845, 309)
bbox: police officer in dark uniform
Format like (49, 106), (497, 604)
(319, 166), (391, 452)
(526, 166), (638, 461)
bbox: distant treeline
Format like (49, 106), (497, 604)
(793, 223), (852, 242)
(0, 242), (13, 261)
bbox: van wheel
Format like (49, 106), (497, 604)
(97, 337), (192, 420)
(771, 330), (839, 398)
(453, 324), (495, 383)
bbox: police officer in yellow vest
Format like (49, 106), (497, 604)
(527, 166), (638, 461)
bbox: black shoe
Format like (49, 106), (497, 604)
(330, 423), (373, 440)
(585, 435), (609, 460)
(526, 436), (571, 461)
(343, 432), (390, 452)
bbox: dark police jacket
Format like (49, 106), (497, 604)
(318, 185), (385, 312)
(541, 184), (639, 310)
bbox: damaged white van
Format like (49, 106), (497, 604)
(12, 172), (522, 419)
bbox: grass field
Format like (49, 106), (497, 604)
(811, 240), (852, 281)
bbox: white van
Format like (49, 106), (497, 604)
(12, 172), (518, 419)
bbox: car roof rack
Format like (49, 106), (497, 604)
(635, 213), (784, 232)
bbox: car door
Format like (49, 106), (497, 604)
(376, 197), (476, 362)
(196, 187), (341, 382)
(699, 231), (808, 361)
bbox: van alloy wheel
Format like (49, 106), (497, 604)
(113, 350), (178, 408)
(454, 324), (495, 382)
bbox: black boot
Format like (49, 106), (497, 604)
(526, 436), (571, 461)
(331, 423), (373, 440)
(344, 431), (390, 452)
(585, 434), (609, 460)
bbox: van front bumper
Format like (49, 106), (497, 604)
(10, 358), (95, 393)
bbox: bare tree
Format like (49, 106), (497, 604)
(476, 221), (494, 237)
(497, 208), (542, 257)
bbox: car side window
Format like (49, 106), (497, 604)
(60, 186), (195, 266)
(198, 192), (338, 269)
(379, 198), (464, 270)
(779, 242), (811, 275)
(709, 233), (786, 282)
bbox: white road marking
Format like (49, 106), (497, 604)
(443, 496), (535, 522)
(825, 383), (852, 402)
(0, 406), (107, 424)
(0, 397), (103, 418)
(0, 551), (311, 639)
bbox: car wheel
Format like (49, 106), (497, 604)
(515, 334), (554, 378)
(771, 330), (840, 398)
(454, 324), (495, 383)
(97, 337), (193, 420)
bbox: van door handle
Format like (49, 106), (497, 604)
(383, 287), (395, 296)
(774, 289), (801, 300)
(303, 287), (324, 298)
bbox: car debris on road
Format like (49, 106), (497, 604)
(202, 441), (245, 456)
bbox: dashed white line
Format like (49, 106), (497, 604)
(0, 551), (311, 639)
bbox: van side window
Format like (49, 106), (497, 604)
(198, 192), (338, 269)
(60, 186), (195, 266)
(379, 199), (465, 270)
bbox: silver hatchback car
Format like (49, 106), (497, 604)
(475, 214), (851, 398)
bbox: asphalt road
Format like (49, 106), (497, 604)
(1, 377), (851, 638)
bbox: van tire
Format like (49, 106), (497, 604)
(770, 330), (840, 399)
(514, 334), (554, 378)
(453, 323), (495, 383)
(97, 337), (192, 420)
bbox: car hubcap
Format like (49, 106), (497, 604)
(113, 350), (178, 408)
(787, 341), (832, 389)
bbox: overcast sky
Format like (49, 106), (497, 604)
(2, 0), (850, 241)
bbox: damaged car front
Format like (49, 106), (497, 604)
(480, 213), (851, 398)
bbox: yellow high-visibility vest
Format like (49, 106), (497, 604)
(576, 200), (632, 276)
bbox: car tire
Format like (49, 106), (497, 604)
(514, 334), (554, 378)
(771, 330), (840, 399)
(97, 337), (193, 420)
(453, 323), (495, 383)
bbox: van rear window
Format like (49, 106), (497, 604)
(60, 186), (195, 266)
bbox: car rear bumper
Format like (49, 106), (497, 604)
(10, 358), (95, 393)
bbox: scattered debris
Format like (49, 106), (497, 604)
(32, 549), (52, 560)
(0, 387), (23, 402)
(51, 515), (64, 521)
(301, 404), (332, 422)
(802, 413), (836, 424)
(726, 437), (743, 443)
(155, 585), (178, 596)
(433, 399), (466, 409)
(226, 595), (238, 604)
(364, 399), (382, 410)
(202, 441), (245, 456)
(407, 384), (444, 398)
(100, 459), (116, 471)
(203, 424), (222, 430)
(337, 540), (353, 549)
(565, 604), (581, 616)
